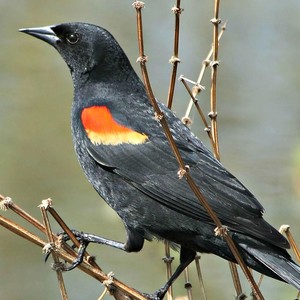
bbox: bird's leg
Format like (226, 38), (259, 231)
(145, 247), (196, 300)
(59, 228), (144, 270)
(69, 230), (128, 249)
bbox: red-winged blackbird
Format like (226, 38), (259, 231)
(20, 23), (300, 298)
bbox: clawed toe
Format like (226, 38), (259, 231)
(44, 229), (90, 271)
(62, 240), (89, 271)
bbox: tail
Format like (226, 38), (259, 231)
(239, 241), (300, 291)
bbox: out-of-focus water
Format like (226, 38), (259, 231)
(0, 1), (299, 299)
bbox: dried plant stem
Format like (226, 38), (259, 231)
(134, 3), (187, 169)
(180, 76), (213, 150)
(133, 3), (264, 300)
(40, 202), (68, 300)
(49, 205), (81, 249)
(163, 241), (174, 300)
(209, 0), (221, 161)
(257, 273), (264, 288)
(5, 198), (46, 232)
(0, 196), (147, 300)
(167, 0), (182, 109)
(183, 267), (193, 300)
(182, 22), (226, 127)
(278, 228), (300, 300)
(228, 262), (243, 296)
(209, 1), (245, 296)
(280, 225), (300, 262)
(165, 2), (182, 297)
(194, 255), (207, 300)
(0, 213), (46, 247)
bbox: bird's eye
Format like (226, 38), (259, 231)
(66, 33), (79, 45)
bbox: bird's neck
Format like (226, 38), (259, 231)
(72, 65), (146, 98)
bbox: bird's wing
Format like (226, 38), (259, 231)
(80, 100), (289, 249)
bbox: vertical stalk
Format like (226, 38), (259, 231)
(210, 1), (244, 296)
(209, 0), (221, 161)
(194, 255), (207, 300)
(40, 201), (68, 300)
(163, 241), (174, 300)
(167, 0), (183, 109)
(165, 2), (182, 295)
(228, 262), (243, 296)
(184, 267), (193, 300)
(182, 22), (226, 131)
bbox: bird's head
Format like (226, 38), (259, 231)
(20, 22), (132, 82)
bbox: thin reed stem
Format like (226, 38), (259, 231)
(184, 267), (193, 300)
(0, 195), (148, 300)
(194, 255), (207, 300)
(40, 201), (68, 300)
(163, 241), (174, 300)
(167, 0), (183, 109)
(182, 21), (227, 127)
(209, 0), (221, 161)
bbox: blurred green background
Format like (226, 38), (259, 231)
(1, 0), (300, 299)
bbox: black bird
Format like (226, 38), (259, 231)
(20, 22), (300, 298)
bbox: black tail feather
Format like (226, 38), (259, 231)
(246, 246), (300, 290)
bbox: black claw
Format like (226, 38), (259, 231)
(44, 243), (55, 263)
(44, 251), (51, 263)
(63, 239), (90, 271)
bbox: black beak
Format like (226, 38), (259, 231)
(19, 25), (59, 46)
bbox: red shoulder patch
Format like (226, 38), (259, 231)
(81, 106), (148, 145)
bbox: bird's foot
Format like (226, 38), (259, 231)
(43, 230), (91, 271)
(59, 230), (91, 271)
(143, 287), (166, 300)
(51, 230), (126, 270)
